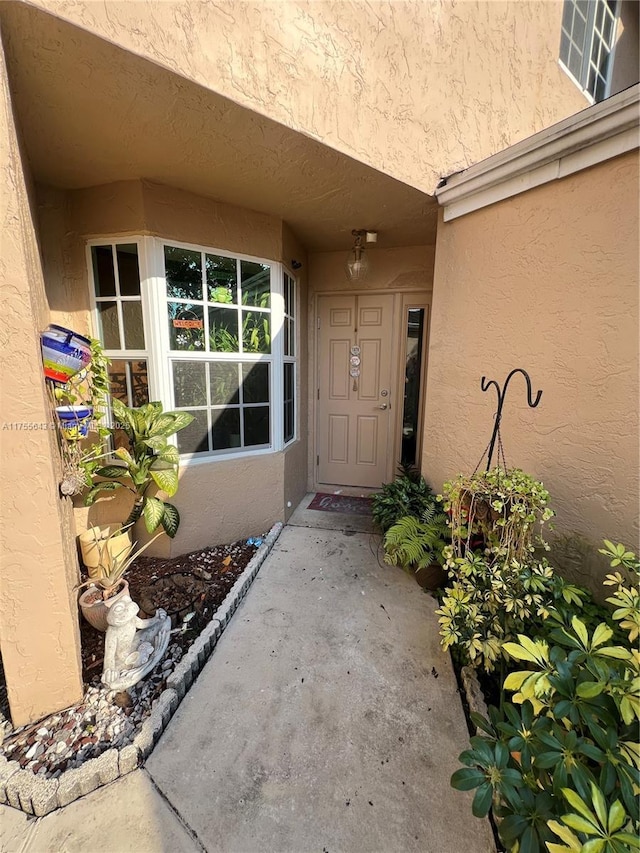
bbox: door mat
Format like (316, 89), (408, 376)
(308, 493), (373, 515)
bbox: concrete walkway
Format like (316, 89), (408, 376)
(1, 519), (494, 853)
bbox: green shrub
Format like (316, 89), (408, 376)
(436, 467), (574, 673)
(371, 465), (437, 533)
(450, 542), (640, 853)
(436, 553), (589, 673)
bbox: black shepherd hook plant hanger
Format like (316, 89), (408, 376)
(480, 368), (542, 471)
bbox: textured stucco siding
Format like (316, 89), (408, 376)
(0, 29), (83, 726)
(25, 0), (586, 194)
(423, 150), (640, 589)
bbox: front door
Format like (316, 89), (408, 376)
(317, 293), (394, 488)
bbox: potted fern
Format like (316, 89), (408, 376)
(382, 500), (450, 590)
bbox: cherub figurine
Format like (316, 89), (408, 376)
(102, 594), (171, 691)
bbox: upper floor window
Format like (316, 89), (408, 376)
(88, 238), (298, 462)
(560, 0), (618, 102)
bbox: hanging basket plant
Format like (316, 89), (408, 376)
(442, 467), (554, 566)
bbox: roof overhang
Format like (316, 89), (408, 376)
(436, 84), (639, 221)
(0, 2), (437, 251)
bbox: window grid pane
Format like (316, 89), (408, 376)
(92, 243), (144, 353)
(559, 0), (617, 101)
(283, 272), (297, 444)
(170, 359), (271, 456)
(284, 362), (295, 444)
(164, 245), (272, 356)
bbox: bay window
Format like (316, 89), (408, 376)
(88, 237), (297, 460)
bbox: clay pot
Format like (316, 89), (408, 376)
(56, 405), (93, 440)
(78, 525), (132, 579)
(414, 562), (447, 591)
(78, 580), (129, 632)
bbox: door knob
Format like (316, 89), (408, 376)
(378, 403), (388, 410)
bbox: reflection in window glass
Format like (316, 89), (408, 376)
(210, 363), (240, 406)
(122, 301), (145, 349)
(283, 271), (296, 444)
(92, 246), (116, 297)
(97, 302), (121, 349)
(242, 363), (269, 403)
(91, 241), (288, 460)
(165, 246), (202, 300)
(242, 311), (270, 353)
(107, 360), (149, 408)
(212, 408), (241, 450)
(241, 261), (270, 308)
(92, 243), (144, 354)
(108, 359), (149, 448)
(284, 272), (295, 356)
(173, 362), (207, 408)
(206, 254), (237, 304)
(177, 409), (209, 455)
(209, 307), (239, 353)
(401, 309), (425, 467)
(116, 244), (141, 296)
(284, 362), (294, 444)
(244, 406), (270, 447)
(559, 0), (617, 101)
(168, 303), (205, 351)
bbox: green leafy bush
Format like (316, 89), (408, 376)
(436, 553), (589, 673)
(371, 465), (437, 533)
(436, 467), (574, 673)
(450, 542), (640, 853)
(86, 399), (194, 538)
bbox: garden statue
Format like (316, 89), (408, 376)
(102, 594), (171, 691)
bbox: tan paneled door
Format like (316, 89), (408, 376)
(317, 294), (394, 488)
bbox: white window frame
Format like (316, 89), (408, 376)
(87, 235), (289, 465)
(85, 237), (156, 409)
(283, 268), (298, 447)
(559, 0), (619, 103)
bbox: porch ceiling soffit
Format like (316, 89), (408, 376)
(0, 3), (437, 252)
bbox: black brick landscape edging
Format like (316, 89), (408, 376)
(0, 522), (283, 817)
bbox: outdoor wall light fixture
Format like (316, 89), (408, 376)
(345, 229), (377, 281)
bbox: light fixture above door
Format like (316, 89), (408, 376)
(345, 229), (377, 281)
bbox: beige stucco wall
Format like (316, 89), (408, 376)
(0, 30), (82, 725)
(25, 0), (586, 194)
(309, 246), (434, 296)
(424, 150), (640, 591)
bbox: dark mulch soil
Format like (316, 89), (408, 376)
(80, 536), (261, 683)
